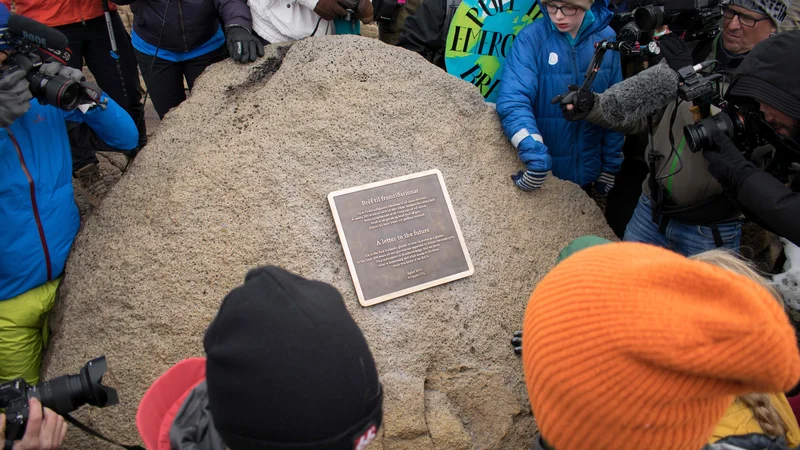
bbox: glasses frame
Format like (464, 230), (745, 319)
(543, 2), (580, 16)
(721, 5), (770, 28)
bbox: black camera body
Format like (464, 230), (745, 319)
(0, 19), (85, 111)
(0, 357), (119, 441)
(676, 62), (723, 103)
(684, 103), (768, 153)
(634, 0), (722, 41)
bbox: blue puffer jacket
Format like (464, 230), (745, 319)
(497, 0), (623, 187)
(0, 96), (138, 301)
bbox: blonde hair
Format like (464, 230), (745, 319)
(690, 249), (787, 438)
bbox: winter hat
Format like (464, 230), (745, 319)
(722, 0), (791, 27)
(0, 5), (10, 52)
(204, 266), (383, 450)
(522, 242), (800, 450)
(729, 30), (800, 120)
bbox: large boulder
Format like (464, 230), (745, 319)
(43, 36), (615, 449)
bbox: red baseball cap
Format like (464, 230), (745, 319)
(136, 358), (206, 450)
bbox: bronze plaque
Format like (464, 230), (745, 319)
(329, 169), (474, 306)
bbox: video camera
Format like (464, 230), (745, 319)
(633, 0), (722, 41)
(0, 15), (93, 111)
(0, 356), (119, 441)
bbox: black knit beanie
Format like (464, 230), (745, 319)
(728, 30), (800, 120)
(203, 266), (383, 450)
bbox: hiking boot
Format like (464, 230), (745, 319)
(73, 163), (107, 207)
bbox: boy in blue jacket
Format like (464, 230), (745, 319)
(497, 0), (623, 192)
(0, 6), (139, 384)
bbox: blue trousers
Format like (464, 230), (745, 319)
(623, 195), (742, 257)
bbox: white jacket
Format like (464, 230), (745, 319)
(249, 0), (334, 43)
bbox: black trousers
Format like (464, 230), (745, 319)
(57, 12), (146, 170)
(604, 153), (650, 239)
(134, 45), (228, 119)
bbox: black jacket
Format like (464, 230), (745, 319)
(115, 0), (253, 53)
(397, 0), (460, 68)
(737, 169), (800, 247)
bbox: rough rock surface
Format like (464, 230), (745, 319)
(43, 36), (615, 449)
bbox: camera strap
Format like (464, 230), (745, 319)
(63, 413), (144, 450)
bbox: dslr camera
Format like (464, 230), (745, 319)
(0, 15), (91, 111)
(633, 0), (722, 41)
(0, 356), (119, 441)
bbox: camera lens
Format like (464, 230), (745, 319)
(31, 357), (118, 416)
(684, 112), (736, 152)
(27, 72), (80, 111)
(634, 5), (665, 31)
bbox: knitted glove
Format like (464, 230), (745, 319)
(0, 70), (32, 127)
(703, 130), (757, 195)
(226, 26), (265, 63)
(512, 170), (547, 191)
(551, 84), (595, 122)
(39, 61), (84, 82)
(595, 172), (616, 195)
(512, 330), (522, 355)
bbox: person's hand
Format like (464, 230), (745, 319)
(595, 172), (615, 195)
(511, 330), (522, 355)
(226, 26), (265, 64)
(314, 0), (348, 20)
(655, 33), (692, 72)
(0, 398), (68, 450)
(355, 0), (374, 23)
(511, 170), (547, 191)
(39, 62), (84, 83)
(703, 130), (758, 194)
(0, 70), (32, 127)
(551, 84), (594, 122)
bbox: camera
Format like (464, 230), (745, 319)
(0, 356), (119, 441)
(676, 61), (722, 103)
(633, 0), (722, 41)
(684, 103), (768, 153)
(0, 17), (86, 111)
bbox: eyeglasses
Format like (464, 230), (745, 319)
(544, 3), (579, 16)
(721, 5), (770, 27)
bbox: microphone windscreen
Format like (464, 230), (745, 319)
(599, 62), (679, 129)
(8, 14), (69, 51)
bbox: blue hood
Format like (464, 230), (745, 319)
(542, 0), (613, 43)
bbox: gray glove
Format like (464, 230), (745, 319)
(39, 61), (84, 82)
(0, 70), (33, 127)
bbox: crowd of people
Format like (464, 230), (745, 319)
(0, 0), (799, 448)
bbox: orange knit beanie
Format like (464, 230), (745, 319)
(522, 242), (800, 450)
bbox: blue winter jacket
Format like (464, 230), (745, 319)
(496, 0), (624, 187)
(0, 96), (138, 301)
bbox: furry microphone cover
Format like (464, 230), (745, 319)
(599, 62), (679, 129)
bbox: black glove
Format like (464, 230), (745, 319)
(511, 330), (522, 355)
(226, 26), (265, 64)
(0, 70), (32, 127)
(551, 84), (594, 122)
(655, 34), (692, 72)
(702, 130), (758, 195)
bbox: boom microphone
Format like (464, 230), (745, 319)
(598, 62), (679, 129)
(7, 14), (69, 51)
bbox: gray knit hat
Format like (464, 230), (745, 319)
(723, 0), (792, 27)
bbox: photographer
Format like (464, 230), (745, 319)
(136, 267), (383, 450)
(701, 30), (800, 246)
(555, 0), (791, 256)
(0, 7), (139, 384)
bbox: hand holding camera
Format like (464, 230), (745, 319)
(551, 84), (595, 122)
(702, 130), (757, 192)
(0, 398), (67, 450)
(0, 69), (32, 127)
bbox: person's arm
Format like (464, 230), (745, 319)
(398, 0), (447, 60)
(219, 0), (264, 63)
(0, 398), (68, 450)
(63, 95), (139, 151)
(735, 170), (800, 246)
(217, 0), (254, 29)
(1, 0), (11, 9)
(496, 28), (550, 190)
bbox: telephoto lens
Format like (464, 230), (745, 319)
(7, 52), (80, 111)
(684, 111), (744, 152)
(31, 356), (119, 415)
